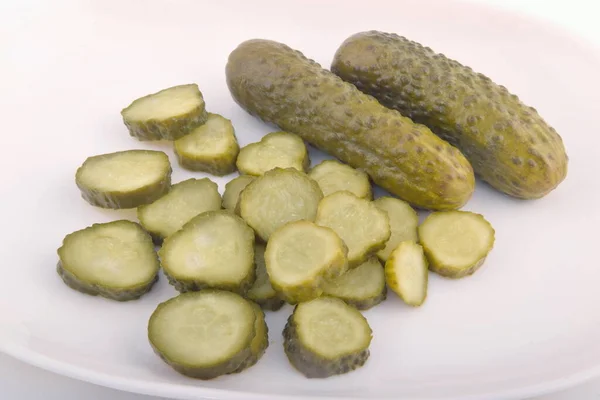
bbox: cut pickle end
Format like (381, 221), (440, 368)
(174, 113), (240, 176)
(121, 83), (208, 141)
(322, 257), (386, 310)
(309, 160), (372, 199)
(75, 150), (172, 209)
(238, 168), (323, 241)
(283, 297), (372, 378)
(247, 243), (285, 311)
(265, 221), (348, 304)
(315, 191), (390, 267)
(418, 211), (495, 278)
(385, 241), (428, 306)
(159, 210), (255, 293)
(57, 220), (159, 301)
(148, 290), (256, 379)
(236, 131), (309, 176)
(374, 196), (419, 262)
(232, 302), (269, 373)
(137, 178), (222, 242)
(222, 175), (256, 212)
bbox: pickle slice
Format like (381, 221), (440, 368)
(57, 220), (159, 301)
(385, 241), (428, 306)
(75, 150), (171, 209)
(238, 168), (323, 241)
(236, 131), (309, 176)
(174, 113), (240, 176)
(322, 257), (386, 310)
(418, 211), (495, 278)
(283, 296), (372, 378)
(121, 83), (208, 141)
(137, 178), (222, 242)
(231, 302), (269, 373)
(222, 175), (256, 212)
(315, 191), (390, 267)
(159, 210), (255, 294)
(246, 243), (285, 311)
(265, 221), (348, 304)
(374, 196), (419, 262)
(148, 290), (256, 379)
(309, 160), (372, 199)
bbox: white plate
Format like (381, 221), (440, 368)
(1, 0), (599, 399)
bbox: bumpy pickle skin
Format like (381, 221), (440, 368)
(75, 150), (172, 209)
(173, 113), (240, 176)
(158, 210), (255, 294)
(137, 178), (222, 243)
(418, 211), (495, 278)
(222, 175), (256, 212)
(57, 220), (160, 301)
(121, 83), (208, 141)
(236, 131), (310, 176)
(226, 39), (475, 211)
(309, 160), (372, 199)
(246, 242), (285, 311)
(283, 297), (372, 378)
(148, 290), (257, 379)
(331, 31), (568, 199)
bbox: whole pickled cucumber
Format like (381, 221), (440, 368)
(331, 31), (568, 199)
(226, 39), (475, 211)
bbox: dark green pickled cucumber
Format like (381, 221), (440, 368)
(331, 31), (569, 199)
(283, 297), (372, 378)
(57, 220), (159, 301)
(226, 39), (475, 211)
(148, 290), (257, 379)
(75, 150), (172, 209)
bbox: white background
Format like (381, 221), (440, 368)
(1, 0), (599, 399)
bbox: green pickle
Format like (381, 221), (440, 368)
(236, 131), (309, 176)
(246, 243), (285, 311)
(121, 84), (208, 141)
(75, 150), (171, 209)
(226, 39), (475, 210)
(331, 31), (568, 199)
(222, 175), (256, 212)
(57, 220), (159, 301)
(309, 160), (372, 199)
(231, 302), (269, 373)
(385, 241), (428, 307)
(173, 113), (240, 176)
(373, 196), (419, 262)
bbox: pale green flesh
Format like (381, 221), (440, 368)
(122, 84), (203, 121)
(222, 175), (255, 211)
(247, 243), (278, 301)
(374, 197), (419, 261)
(58, 221), (158, 288)
(174, 114), (237, 158)
(236, 131), (308, 176)
(137, 178), (221, 239)
(294, 297), (372, 359)
(386, 241), (427, 305)
(315, 191), (390, 265)
(309, 160), (372, 199)
(149, 291), (255, 367)
(322, 257), (384, 301)
(160, 212), (254, 284)
(77, 151), (170, 193)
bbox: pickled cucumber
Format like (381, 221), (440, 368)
(315, 191), (390, 267)
(57, 220), (159, 301)
(246, 243), (285, 311)
(374, 196), (419, 262)
(265, 221), (348, 304)
(237, 168), (323, 241)
(236, 131), (309, 176)
(385, 241), (428, 306)
(331, 31), (568, 199)
(418, 211), (495, 278)
(322, 257), (386, 310)
(137, 178), (222, 242)
(232, 302), (269, 373)
(226, 39), (475, 210)
(75, 150), (171, 209)
(148, 290), (257, 379)
(309, 160), (372, 200)
(159, 210), (255, 293)
(121, 84), (208, 141)
(283, 296), (372, 378)
(222, 175), (256, 211)
(173, 113), (239, 176)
